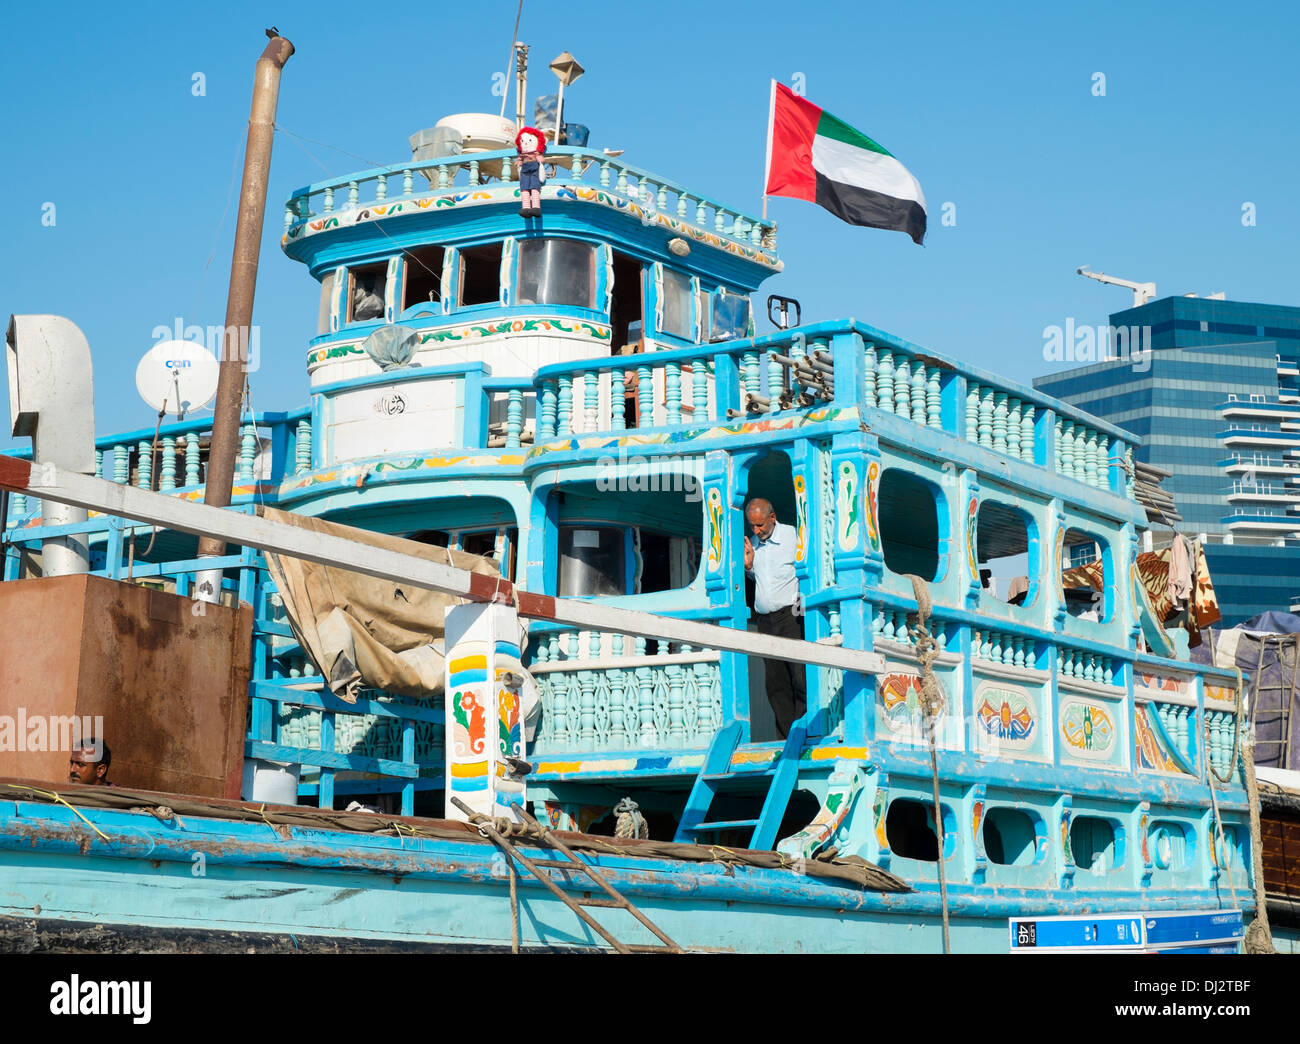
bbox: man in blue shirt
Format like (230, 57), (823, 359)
(743, 498), (806, 739)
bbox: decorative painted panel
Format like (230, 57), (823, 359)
(793, 474), (808, 564)
(1060, 699), (1116, 760)
(865, 459), (880, 554)
(836, 460), (860, 551)
(706, 486), (724, 575)
(877, 667), (959, 750)
(973, 682), (1036, 747)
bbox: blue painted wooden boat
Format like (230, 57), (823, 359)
(0, 80), (1256, 953)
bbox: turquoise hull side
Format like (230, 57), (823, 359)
(0, 798), (1251, 954)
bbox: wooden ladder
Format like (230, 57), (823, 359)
(674, 716), (808, 850)
(451, 797), (682, 954)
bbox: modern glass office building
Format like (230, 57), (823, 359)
(1034, 296), (1300, 626)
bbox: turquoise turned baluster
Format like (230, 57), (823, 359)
(692, 357), (707, 420)
(788, 338), (808, 403)
(94, 448), (103, 479)
(160, 436), (176, 490)
(376, 174), (387, 201)
(136, 440), (152, 489)
(864, 344), (878, 409)
(667, 661), (685, 745)
(295, 420), (311, 475)
(569, 373), (585, 433)
(926, 367), (941, 429)
(1125, 448), (1135, 497)
(584, 370), (599, 432)
(612, 370), (627, 430)
(599, 160), (612, 189)
(1061, 421), (1076, 480)
(767, 350), (783, 411)
(1084, 430), (1099, 487)
(993, 392), (1009, 454)
(979, 388), (994, 449)
(1006, 399), (1022, 459)
(616, 166), (629, 194)
(185, 433), (200, 485)
(402, 168), (413, 195)
(1103, 658), (1113, 686)
(697, 199), (708, 225)
(966, 385), (979, 443)
(609, 634), (627, 749)
(557, 376), (572, 435)
(636, 637), (656, 745)
(539, 381), (557, 439)
(501, 155), (512, 180)
(579, 632), (597, 750)
(637, 362), (653, 426)
(681, 360), (696, 417)
(239, 421), (257, 480)
(1020, 405), (1035, 463)
(323, 186), (334, 213)
(981, 630), (994, 660)
(666, 362), (682, 424)
(894, 357), (911, 417)
(742, 350), (760, 409)
(911, 363), (926, 426)
(990, 631), (1003, 664)
(1061, 648), (1074, 677)
(872, 608), (886, 639)
(1013, 636), (1026, 668)
(877, 351), (895, 414)
(677, 194), (689, 218)
(1098, 435), (1110, 490)
(506, 389), (523, 448)
(1054, 418), (1064, 473)
(348, 180), (359, 207)
(694, 648), (716, 736)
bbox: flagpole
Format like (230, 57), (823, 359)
(762, 78), (776, 227)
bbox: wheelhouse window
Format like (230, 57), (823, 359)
(706, 289), (751, 342)
(516, 238), (597, 308)
(658, 267), (693, 340)
(977, 501), (1035, 606)
(610, 251), (645, 352)
(879, 469), (942, 581)
(402, 246), (443, 311)
(558, 526), (626, 597)
(458, 243), (504, 307)
(347, 262), (387, 323)
(553, 481), (703, 597)
(1060, 528), (1110, 621)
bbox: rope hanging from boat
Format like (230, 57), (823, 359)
(905, 573), (951, 956)
(1215, 664), (1276, 953)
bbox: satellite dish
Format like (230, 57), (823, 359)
(136, 340), (220, 419)
(362, 325), (420, 371)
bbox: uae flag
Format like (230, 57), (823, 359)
(764, 81), (927, 245)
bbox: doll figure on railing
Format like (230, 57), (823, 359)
(515, 126), (546, 218)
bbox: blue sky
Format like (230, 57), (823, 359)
(2, 0), (1296, 450)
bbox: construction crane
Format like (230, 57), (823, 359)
(1077, 266), (1157, 307)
